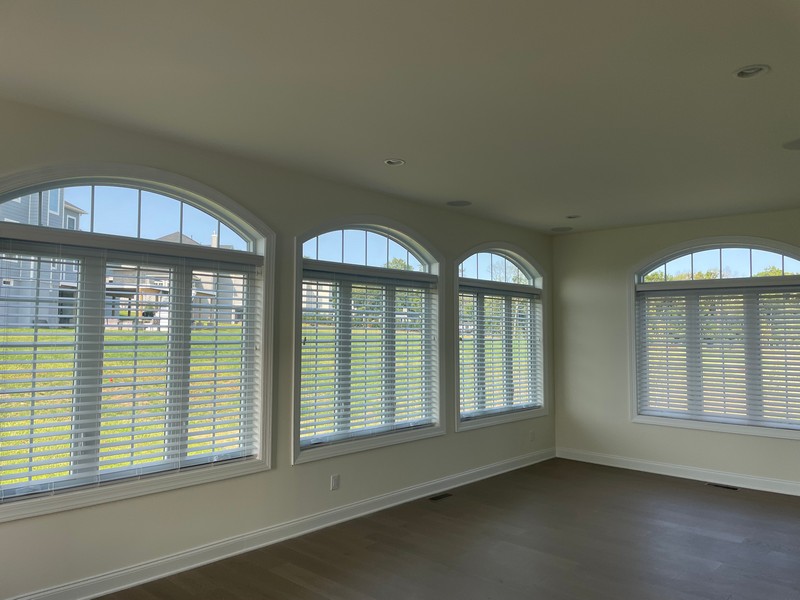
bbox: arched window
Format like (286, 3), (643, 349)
(457, 248), (544, 427)
(635, 241), (800, 434)
(296, 226), (440, 461)
(0, 173), (272, 513)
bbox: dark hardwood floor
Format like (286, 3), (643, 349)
(100, 459), (800, 599)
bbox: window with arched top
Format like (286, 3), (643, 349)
(635, 241), (800, 435)
(457, 249), (544, 428)
(0, 172), (272, 516)
(296, 225), (440, 461)
(641, 246), (800, 282)
(1, 184), (254, 250)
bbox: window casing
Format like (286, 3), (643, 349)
(296, 227), (441, 462)
(47, 190), (60, 215)
(0, 173), (271, 519)
(457, 249), (545, 428)
(634, 243), (800, 436)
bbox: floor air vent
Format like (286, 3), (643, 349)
(429, 493), (453, 502)
(706, 483), (739, 491)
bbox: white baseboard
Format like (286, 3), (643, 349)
(556, 447), (800, 497)
(18, 448), (555, 600)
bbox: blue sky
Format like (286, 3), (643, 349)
(652, 247), (800, 279)
(62, 186), (247, 250)
(303, 229), (424, 271)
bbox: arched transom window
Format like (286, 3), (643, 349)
(635, 242), (800, 434)
(2, 184), (253, 250)
(0, 179), (269, 509)
(457, 249), (544, 427)
(297, 226), (439, 460)
(642, 247), (800, 282)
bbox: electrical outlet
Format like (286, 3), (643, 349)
(330, 474), (340, 491)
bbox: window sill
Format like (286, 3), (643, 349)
(632, 414), (800, 441)
(457, 405), (547, 432)
(293, 424), (445, 464)
(0, 457), (269, 524)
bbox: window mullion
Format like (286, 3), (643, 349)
(531, 298), (542, 403)
(686, 294), (703, 416)
(335, 281), (352, 433)
(423, 285), (436, 420)
(72, 254), (105, 481)
(744, 291), (763, 421)
(475, 293), (486, 412)
(503, 296), (514, 407)
(243, 268), (261, 453)
(166, 264), (193, 467)
(383, 285), (397, 425)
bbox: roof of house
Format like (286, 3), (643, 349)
(156, 232), (202, 245)
(64, 201), (87, 215)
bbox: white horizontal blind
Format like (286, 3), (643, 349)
(0, 245), (261, 501)
(300, 271), (437, 447)
(459, 288), (543, 419)
(187, 268), (260, 462)
(636, 286), (800, 429)
(1, 253), (81, 496)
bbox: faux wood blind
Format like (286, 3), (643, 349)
(636, 285), (800, 429)
(0, 245), (262, 502)
(300, 269), (438, 447)
(458, 287), (543, 419)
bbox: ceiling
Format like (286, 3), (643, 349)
(0, 0), (799, 233)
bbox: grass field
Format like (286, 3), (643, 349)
(1, 324), (250, 489)
(299, 324), (434, 442)
(3, 318), (538, 491)
(298, 320), (538, 443)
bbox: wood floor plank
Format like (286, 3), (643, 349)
(97, 459), (800, 600)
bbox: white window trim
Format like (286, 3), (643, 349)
(292, 216), (444, 464)
(628, 235), (800, 441)
(48, 190), (60, 214)
(0, 164), (275, 523)
(0, 460), (269, 524)
(454, 242), (549, 432)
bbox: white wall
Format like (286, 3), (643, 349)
(554, 209), (800, 486)
(0, 99), (555, 599)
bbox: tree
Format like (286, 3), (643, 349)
(644, 268), (720, 282)
(385, 257), (414, 271)
(754, 265), (783, 277)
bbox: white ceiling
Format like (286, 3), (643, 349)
(1, 0), (799, 233)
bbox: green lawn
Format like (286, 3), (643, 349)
(1, 325), (249, 487)
(299, 324), (432, 440)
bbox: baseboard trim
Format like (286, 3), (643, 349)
(556, 447), (800, 497)
(18, 448), (555, 600)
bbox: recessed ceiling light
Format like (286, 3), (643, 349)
(384, 158), (405, 166)
(551, 226), (573, 233)
(734, 64), (770, 79)
(566, 215), (581, 220)
(446, 200), (472, 207)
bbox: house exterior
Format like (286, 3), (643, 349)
(0, 191), (83, 326)
(0, 195), (243, 328)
